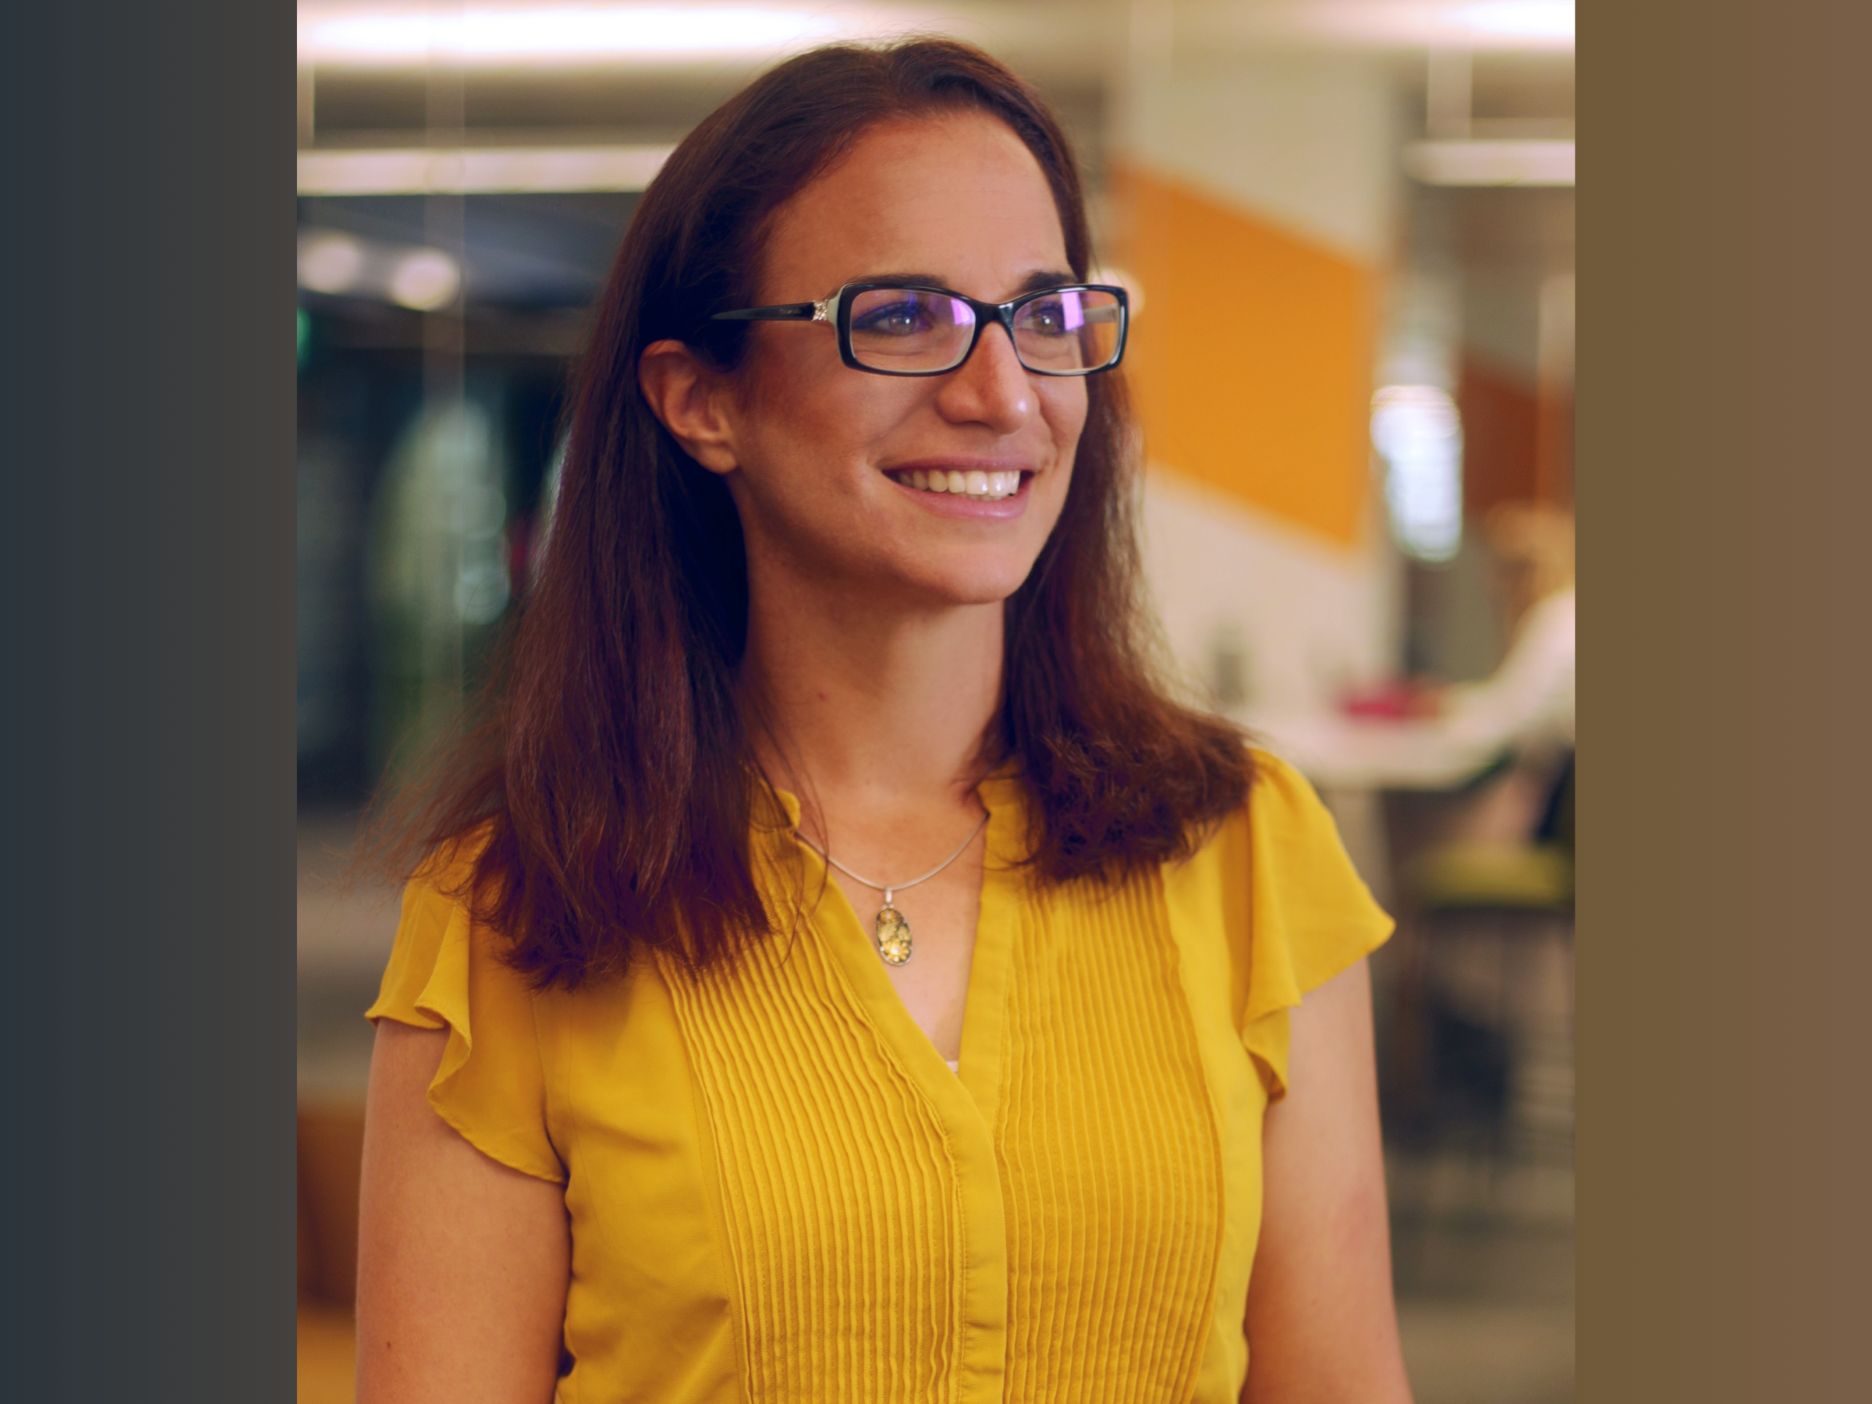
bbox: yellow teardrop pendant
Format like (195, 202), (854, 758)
(874, 905), (912, 965)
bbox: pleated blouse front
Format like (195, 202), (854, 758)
(367, 750), (1392, 1404)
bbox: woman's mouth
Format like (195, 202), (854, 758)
(886, 468), (1026, 501)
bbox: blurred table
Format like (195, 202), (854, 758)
(1242, 708), (1503, 792)
(1240, 707), (1508, 907)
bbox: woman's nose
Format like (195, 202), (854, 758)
(933, 323), (1034, 433)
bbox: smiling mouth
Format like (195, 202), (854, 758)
(887, 468), (1027, 501)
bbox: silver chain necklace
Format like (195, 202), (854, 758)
(795, 811), (989, 966)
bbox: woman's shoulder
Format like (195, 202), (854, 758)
(1243, 745), (1325, 818)
(406, 821), (498, 899)
(1234, 746), (1382, 906)
(1161, 747), (1357, 910)
(387, 822), (505, 940)
(369, 824), (566, 1183)
(1188, 746), (1392, 984)
(1208, 745), (1348, 863)
(372, 823), (535, 1031)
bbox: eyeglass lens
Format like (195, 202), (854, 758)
(846, 288), (1122, 374)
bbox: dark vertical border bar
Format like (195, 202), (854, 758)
(1582, 1), (1872, 1399)
(7, 0), (292, 1394)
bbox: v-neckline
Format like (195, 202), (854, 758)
(768, 774), (1024, 1128)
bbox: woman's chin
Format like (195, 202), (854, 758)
(824, 559), (1035, 613)
(896, 549), (1043, 608)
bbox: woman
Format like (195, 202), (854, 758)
(357, 39), (1413, 1404)
(1443, 502), (1576, 755)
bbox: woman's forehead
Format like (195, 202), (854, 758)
(760, 112), (1067, 296)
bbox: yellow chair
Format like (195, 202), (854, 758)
(1402, 840), (1573, 912)
(1389, 758), (1574, 1169)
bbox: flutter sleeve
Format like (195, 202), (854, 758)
(365, 860), (565, 1184)
(1231, 750), (1396, 1100)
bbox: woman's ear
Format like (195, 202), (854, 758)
(639, 340), (741, 475)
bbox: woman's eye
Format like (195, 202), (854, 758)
(855, 301), (931, 336)
(1025, 301), (1069, 335)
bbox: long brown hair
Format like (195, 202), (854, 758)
(374, 38), (1253, 989)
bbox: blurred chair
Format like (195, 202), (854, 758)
(1386, 755), (1574, 1175)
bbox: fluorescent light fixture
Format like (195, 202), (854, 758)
(1403, 139), (1574, 186)
(298, 145), (675, 195)
(1456, 1), (1574, 41)
(298, 5), (937, 67)
(1250, 2), (1575, 53)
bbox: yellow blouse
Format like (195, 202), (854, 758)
(368, 749), (1391, 1404)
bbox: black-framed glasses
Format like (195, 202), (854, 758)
(710, 281), (1128, 377)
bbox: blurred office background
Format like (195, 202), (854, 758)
(297, 3), (1575, 1400)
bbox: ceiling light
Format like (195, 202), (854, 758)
(297, 231), (367, 293)
(298, 145), (674, 195)
(297, 225), (472, 308)
(389, 249), (462, 309)
(297, 5), (928, 67)
(1456, 1), (1574, 41)
(1403, 139), (1575, 186)
(1252, 2), (1575, 53)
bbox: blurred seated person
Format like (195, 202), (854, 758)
(1380, 502), (1575, 857)
(1379, 506), (1574, 1132)
(1439, 502), (1574, 756)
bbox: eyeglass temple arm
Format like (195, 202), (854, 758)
(710, 302), (822, 322)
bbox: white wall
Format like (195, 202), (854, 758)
(1117, 50), (1400, 263)
(1138, 465), (1404, 714)
(1114, 49), (1409, 714)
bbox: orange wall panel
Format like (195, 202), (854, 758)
(1457, 354), (1539, 516)
(1111, 165), (1377, 549)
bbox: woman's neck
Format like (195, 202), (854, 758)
(739, 564), (1004, 829)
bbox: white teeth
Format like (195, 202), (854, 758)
(892, 469), (1025, 499)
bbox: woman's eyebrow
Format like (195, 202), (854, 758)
(850, 270), (1082, 297)
(850, 273), (949, 291)
(1013, 269), (1079, 294)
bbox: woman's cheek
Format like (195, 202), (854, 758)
(791, 381), (913, 467)
(1046, 380), (1090, 448)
